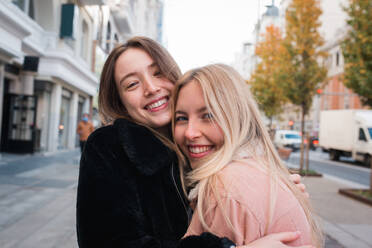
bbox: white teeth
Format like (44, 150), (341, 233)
(147, 98), (167, 110)
(188, 146), (211, 154)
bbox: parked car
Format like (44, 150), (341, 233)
(274, 130), (302, 151)
(309, 137), (319, 151)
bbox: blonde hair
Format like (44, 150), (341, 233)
(172, 64), (323, 247)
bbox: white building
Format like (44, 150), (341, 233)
(233, 1), (280, 80)
(0, 0), (163, 154)
(232, 42), (255, 80)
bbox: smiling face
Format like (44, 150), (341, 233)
(114, 48), (174, 131)
(174, 80), (224, 169)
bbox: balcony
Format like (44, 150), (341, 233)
(0, 1), (32, 60)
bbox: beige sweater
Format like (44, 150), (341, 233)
(185, 158), (312, 246)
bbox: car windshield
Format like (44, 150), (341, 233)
(285, 134), (301, 139)
(368, 128), (372, 139)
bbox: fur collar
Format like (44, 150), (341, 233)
(114, 118), (174, 176)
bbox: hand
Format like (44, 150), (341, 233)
(238, 231), (314, 248)
(290, 174), (310, 198)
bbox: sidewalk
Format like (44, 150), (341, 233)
(304, 176), (372, 248)
(0, 151), (371, 247)
(0, 150), (80, 248)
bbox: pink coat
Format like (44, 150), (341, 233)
(185, 158), (312, 246)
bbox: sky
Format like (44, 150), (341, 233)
(163, 0), (275, 72)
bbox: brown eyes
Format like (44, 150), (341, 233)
(127, 81), (139, 89)
(126, 71), (162, 89)
(153, 71), (162, 77)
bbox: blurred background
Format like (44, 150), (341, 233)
(0, 0), (371, 247)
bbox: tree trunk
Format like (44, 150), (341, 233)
(305, 131), (310, 171)
(300, 106), (305, 171)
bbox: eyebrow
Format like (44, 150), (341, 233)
(119, 62), (158, 86)
(175, 107), (207, 115)
(119, 72), (136, 86)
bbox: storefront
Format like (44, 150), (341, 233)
(0, 64), (37, 154)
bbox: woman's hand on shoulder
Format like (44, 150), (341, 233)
(238, 231), (314, 248)
(290, 174), (310, 198)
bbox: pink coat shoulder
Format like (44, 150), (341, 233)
(186, 158), (312, 246)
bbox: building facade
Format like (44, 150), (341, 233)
(0, 0), (164, 154)
(235, 0), (367, 134)
(233, 1), (280, 81)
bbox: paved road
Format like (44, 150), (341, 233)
(0, 150), (80, 248)
(288, 150), (370, 187)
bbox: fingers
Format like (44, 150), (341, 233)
(238, 231), (314, 248)
(290, 173), (309, 198)
(297, 183), (306, 192)
(269, 231), (301, 243)
(296, 183), (310, 198)
(290, 173), (301, 184)
(303, 192), (310, 199)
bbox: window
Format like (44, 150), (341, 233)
(368, 128), (372, 140)
(285, 134), (301, 139)
(12, 0), (34, 19)
(359, 128), (367, 141)
(80, 20), (89, 61)
(344, 93), (350, 109)
(12, 0), (25, 11)
(114, 33), (119, 47)
(106, 22), (111, 52)
(336, 52), (340, 67)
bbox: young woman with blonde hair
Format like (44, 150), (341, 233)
(173, 64), (323, 247)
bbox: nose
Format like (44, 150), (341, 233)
(143, 77), (160, 96)
(184, 120), (201, 140)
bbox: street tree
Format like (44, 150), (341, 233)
(341, 0), (372, 107)
(249, 25), (288, 131)
(281, 0), (328, 171)
(341, 0), (372, 194)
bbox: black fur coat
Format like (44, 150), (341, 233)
(76, 118), (234, 248)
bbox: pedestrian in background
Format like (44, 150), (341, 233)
(76, 113), (94, 153)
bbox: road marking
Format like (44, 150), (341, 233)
(286, 162), (369, 188)
(291, 153), (371, 172)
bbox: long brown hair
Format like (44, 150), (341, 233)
(98, 36), (182, 125)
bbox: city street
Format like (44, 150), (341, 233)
(0, 149), (371, 247)
(288, 149), (370, 187)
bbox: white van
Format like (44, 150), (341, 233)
(274, 130), (302, 151)
(319, 110), (372, 166)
